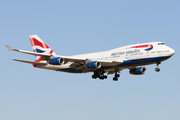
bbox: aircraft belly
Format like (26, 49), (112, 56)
(35, 56), (171, 74)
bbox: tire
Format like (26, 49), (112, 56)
(104, 76), (107, 79)
(155, 68), (160, 72)
(113, 77), (118, 81)
(115, 74), (120, 78)
(92, 75), (97, 79)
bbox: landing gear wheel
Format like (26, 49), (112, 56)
(103, 75), (107, 79)
(113, 71), (120, 81)
(92, 71), (108, 80)
(92, 75), (97, 79)
(115, 73), (120, 78)
(113, 77), (118, 81)
(155, 61), (161, 72)
(99, 76), (105, 80)
(155, 68), (160, 72)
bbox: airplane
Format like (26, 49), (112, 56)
(6, 34), (175, 81)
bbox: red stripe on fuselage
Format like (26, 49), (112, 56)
(131, 44), (153, 48)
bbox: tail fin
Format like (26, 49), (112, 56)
(29, 34), (56, 60)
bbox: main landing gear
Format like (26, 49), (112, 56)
(92, 71), (120, 81)
(92, 71), (107, 80)
(155, 61), (161, 72)
(113, 73), (120, 81)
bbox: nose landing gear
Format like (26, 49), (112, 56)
(155, 61), (161, 72)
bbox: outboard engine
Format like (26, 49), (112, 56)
(86, 61), (101, 69)
(129, 67), (146, 75)
(49, 57), (64, 65)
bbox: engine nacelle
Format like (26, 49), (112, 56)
(129, 67), (146, 75)
(49, 57), (64, 65)
(86, 61), (101, 69)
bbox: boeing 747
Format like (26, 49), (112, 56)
(6, 35), (175, 81)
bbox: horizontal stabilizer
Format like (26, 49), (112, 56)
(12, 59), (47, 65)
(5, 45), (51, 57)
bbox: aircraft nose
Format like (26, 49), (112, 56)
(170, 48), (175, 56)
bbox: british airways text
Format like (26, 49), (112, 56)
(111, 49), (140, 56)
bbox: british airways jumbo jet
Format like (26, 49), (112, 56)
(6, 35), (175, 81)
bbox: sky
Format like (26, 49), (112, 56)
(0, 0), (180, 120)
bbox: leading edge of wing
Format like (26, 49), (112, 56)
(5, 45), (51, 57)
(61, 56), (123, 64)
(98, 60), (123, 64)
(61, 56), (86, 63)
(12, 59), (47, 65)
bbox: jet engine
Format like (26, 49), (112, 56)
(49, 57), (64, 65)
(129, 67), (146, 75)
(86, 61), (101, 69)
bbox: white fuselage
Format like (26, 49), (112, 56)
(35, 41), (175, 73)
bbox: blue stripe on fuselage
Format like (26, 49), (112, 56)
(145, 47), (153, 51)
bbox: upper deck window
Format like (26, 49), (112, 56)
(158, 43), (164, 45)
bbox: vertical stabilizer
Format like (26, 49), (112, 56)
(29, 34), (56, 60)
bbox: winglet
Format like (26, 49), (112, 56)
(5, 45), (14, 51)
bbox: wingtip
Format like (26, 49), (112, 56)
(11, 59), (16, 62)
(5, 45), (14, 51)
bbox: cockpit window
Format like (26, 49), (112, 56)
(158, 43), (164, 45)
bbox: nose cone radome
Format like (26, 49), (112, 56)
(170, 48), (175, 56)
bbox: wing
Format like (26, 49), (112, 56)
(61, 56), (123, 64)
(60, 56), (87, 64)
(12, 59), (47, 65)
(6, 45), (123, 70)
(65, 57), (123, 70)
(6, 45), (51, 58)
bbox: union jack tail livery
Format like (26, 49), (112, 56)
(29, 35), (56, 60)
